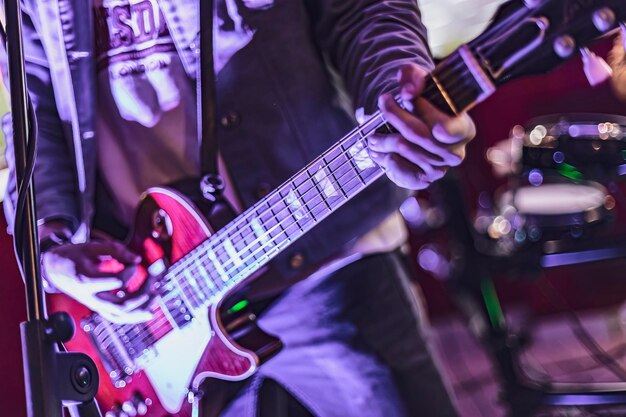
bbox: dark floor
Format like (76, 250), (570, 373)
(431, 307), (626, 417)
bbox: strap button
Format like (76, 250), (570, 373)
(255, 183), (272, 199)
(220, 111), (241, 129)
(290, 253), (305, 269)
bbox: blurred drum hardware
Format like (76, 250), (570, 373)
(521, 115), (626, 181)
(439, 114), (626, 417)
(482, 114), (626, 259)
(492, 182), (611, 249)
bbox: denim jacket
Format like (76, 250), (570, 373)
(3, 0), (432, 280)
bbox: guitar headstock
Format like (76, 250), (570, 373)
(469, 0), (626, 85)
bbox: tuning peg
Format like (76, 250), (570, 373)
(581, 47), (613, 86)
(592, 8), (616, 33)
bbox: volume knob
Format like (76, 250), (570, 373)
(592, 8), (616, 32)
(122, 400), (137, 417)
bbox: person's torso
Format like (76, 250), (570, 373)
(94, 0), (256, 222)
(89, 0), (409, 281)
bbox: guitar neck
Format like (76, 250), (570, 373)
(165, 46), (493, 308)
(167, 114), (391, 306)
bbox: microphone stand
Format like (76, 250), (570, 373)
(3, 1), (101, 416)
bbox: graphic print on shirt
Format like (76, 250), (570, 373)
(95, 0), (274, 127)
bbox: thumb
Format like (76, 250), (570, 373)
(82, 277), (124, 292)
(432, 113), (476, 145)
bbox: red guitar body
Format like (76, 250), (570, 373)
(47, 184), (282, 417)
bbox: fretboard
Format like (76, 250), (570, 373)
(162, 112), (393, 310)
(161, 47), (493, 312)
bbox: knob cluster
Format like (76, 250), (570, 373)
(105, 392), (151, 417)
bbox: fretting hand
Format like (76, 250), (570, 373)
(369, 63), (476, 190)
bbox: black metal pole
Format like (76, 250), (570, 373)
(3, 0), (60, 416)
(3, 1), (101, 416)
(4, 0), (62, 417)
(4, 0), (44, 323)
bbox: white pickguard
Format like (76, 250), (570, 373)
(138, 314), (212, 413)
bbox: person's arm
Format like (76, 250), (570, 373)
(308, 0), (475, 191)
(1, 5), (80, 235)
(306, 0), (433, 113)
(1, 8), (151, 324)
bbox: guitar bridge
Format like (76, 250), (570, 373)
(82, 314), (136, 388)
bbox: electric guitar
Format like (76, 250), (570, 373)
(47, 1), (626, 416)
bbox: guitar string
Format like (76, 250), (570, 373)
(164, 76), (460, 280)
(120, 143), (385, 348)
(115, 84), (481, 348)
(99, 5), (540, 353)
(111, 130), (385, 348)
(148, 68), (464, 285)
(120, 151), (382, 347)
(106, 69), (486, 347)
(157, 2), (566, 303)
(165, 75), (465, 283)
(119, 171), (381, 351)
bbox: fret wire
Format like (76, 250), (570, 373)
(175, 269), (195, 311)
(292, 179), (318, 224)
(182, 267), (204, 304)
(183, 260), (221, 301)
(199, 259), (224, 292)
(324, 152), (349, 200)
(284, 183), (307, 233)
(192, 166), (380, 290)
(341, 134), (367, 186)
(222, 170), (380, 284)
(167, 130), (382, 283)
(193, 261), (213, 292)
(348, 156), (366, 185)
(171, 264), (204, 309)
(156, 298), (181, 330)
(269, 197), (289, 243)
(183, 269), (205, 308)
(127, 152), (371, 347)
(173, 271), (197, 309)
(307, 168), (332, 212)
(162, 163), (379, 322)
(166, 115), (410, 316)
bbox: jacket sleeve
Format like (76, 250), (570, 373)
(306, 0), (434, 113)
(1, 5), (80, 234)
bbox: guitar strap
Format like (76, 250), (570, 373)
(198, 0), (219, 177)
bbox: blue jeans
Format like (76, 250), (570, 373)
(213, 251), (459, 417)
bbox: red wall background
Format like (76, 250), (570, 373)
(0, 213), (27, 415)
